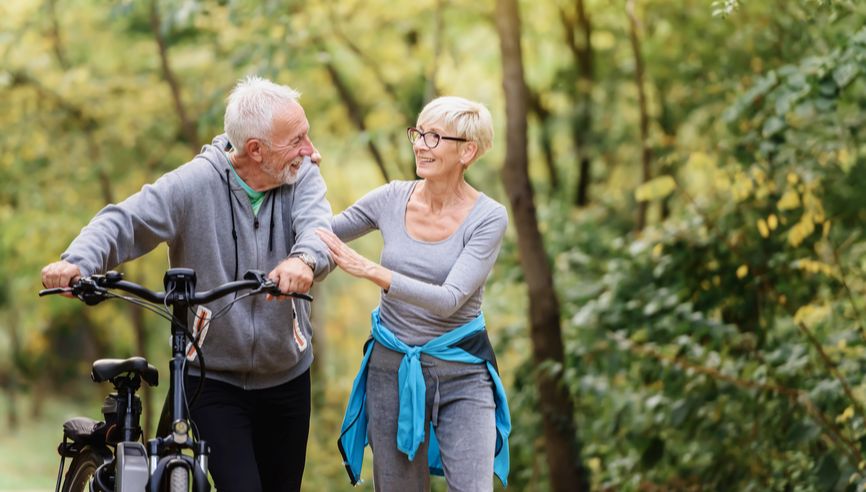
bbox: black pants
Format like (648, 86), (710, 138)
(186, 370), (311, 492)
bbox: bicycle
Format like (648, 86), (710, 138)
(39, 267), (312, 492)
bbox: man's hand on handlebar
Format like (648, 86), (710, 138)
(41, 260), (81, 298)
(267, 258), (313, 301)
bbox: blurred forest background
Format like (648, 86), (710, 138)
(1, 0), (866, 490)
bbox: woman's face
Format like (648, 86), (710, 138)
(411, 120), (466, 181)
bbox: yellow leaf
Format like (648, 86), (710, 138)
(794, 258), (838, 279)
(757, 219), (769, 238)
(836, 406), (855, 424)
(767, 214), (778, 230)
(787, 172), (799, 185)
(736, 265), (749, 279)
(794, 303), (830, 326)
(635, 176), (677, 202)
(788, 224), (804, 247)
(732, 171), (753, 202)
(686, 151), (713, 169)
(838, 148), (853, 172)
(778, 190), (800, 210)
(788, 215), (816, 248)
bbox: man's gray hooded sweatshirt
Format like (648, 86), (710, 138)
(62, 134), (334, 389)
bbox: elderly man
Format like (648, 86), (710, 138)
(41, 75), (333, 491)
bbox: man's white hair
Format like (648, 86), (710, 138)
(417, 96), (494, 162)
(224, 75), (301, 155)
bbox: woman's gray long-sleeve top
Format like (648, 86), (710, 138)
(331, 180), (508, 346)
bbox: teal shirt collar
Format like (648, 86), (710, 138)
(224, 151), (266, 214)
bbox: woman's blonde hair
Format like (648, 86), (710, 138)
(417, 96), (494, 163)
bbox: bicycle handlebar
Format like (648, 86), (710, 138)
(38, 269), (313, 304)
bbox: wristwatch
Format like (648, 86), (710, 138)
(291, 252), (317, 273)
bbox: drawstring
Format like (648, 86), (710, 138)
(225, 162), (276, 271)
(268, 190), (276, 252)
(225, 169), (239, 281)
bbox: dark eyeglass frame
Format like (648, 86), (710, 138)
(407, 127), (468, 149)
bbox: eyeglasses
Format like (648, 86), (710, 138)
(407, 127), (468, 149)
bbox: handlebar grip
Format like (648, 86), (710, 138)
(38, 288), (70, 297)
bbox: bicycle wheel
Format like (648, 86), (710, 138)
(169, 465), (189, 492)
(61, 445), (112, 492)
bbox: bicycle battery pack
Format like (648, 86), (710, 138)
(116, 441), (149, 491)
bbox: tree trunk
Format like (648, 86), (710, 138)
(494, 1), (589, 490)
(627, 0), (652, 232)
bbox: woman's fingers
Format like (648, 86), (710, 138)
(317, 228), (345, 255)
(316, 228), (370, 275)
(317, 228), (350, 266)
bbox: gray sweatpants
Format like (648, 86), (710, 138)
(366, 344), (497, 492)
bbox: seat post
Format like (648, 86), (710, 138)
(114, 376), (143, 443)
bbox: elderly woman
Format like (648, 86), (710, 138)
(317, 96), (511, 491)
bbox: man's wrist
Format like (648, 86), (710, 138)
(290, 252), (317, 273)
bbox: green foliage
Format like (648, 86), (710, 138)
(500, 1), (866, 490)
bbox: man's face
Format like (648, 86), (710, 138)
(261, 101), (313, 186)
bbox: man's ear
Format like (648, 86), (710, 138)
(245, 139), (266, 162)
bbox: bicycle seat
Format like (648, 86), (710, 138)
(91, 357), (159, 386)
(60, 416), (109, 448)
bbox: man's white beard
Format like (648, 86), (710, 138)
(263, 156), (300, 185)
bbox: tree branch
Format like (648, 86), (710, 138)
(317, 45), (391, 183)
(45, 0), (69, 70)
(148, 0), (199, 152)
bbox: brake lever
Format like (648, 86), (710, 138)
(72, 278), (108, 306)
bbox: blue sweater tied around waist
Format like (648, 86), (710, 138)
(337, 307), (511, 486)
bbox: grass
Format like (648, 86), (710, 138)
(0, 392), (92, 491)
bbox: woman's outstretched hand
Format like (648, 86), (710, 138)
(316, 228), (392, 290)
